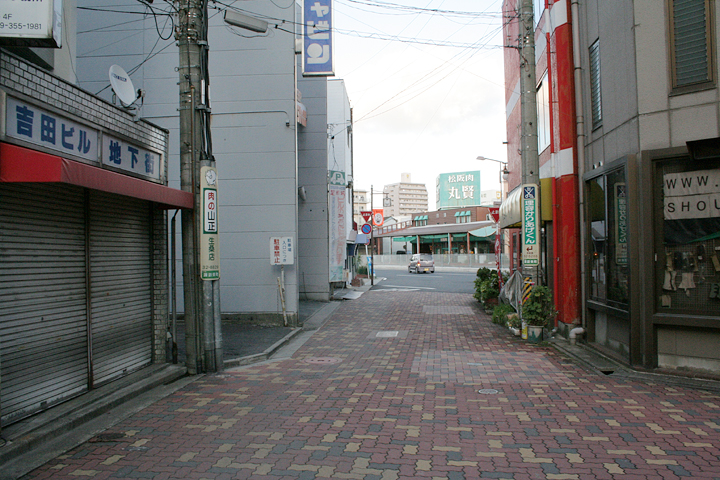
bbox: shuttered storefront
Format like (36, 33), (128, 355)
(0, 185), (154, 423)
(89, 191), (152, 386)
(0, 184), (90, 424)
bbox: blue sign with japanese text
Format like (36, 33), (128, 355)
(303, 0), (334, 76)
(102, 134), (161, 181)
(6, 97), (99, 162)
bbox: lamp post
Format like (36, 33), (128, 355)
(476, 156), (508, 289)
(475, 156), (509, 201)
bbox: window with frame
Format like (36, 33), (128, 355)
(669, 0), (714, 92)
(537, 72), (551, 152)
(657, 158), (720, 315)
(589, 40), (603, 129)
(587, 168), (629, 305)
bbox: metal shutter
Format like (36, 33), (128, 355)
(88, 191), (152, 386)
(0, 184), (89, 424)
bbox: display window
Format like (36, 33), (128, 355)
(658, 159), (720, 314)
(587, 168), (630, 306)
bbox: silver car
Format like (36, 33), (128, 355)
(408, 253), (435, 274)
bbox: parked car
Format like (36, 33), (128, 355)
(408, 253), (435, 274)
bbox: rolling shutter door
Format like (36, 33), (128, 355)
(89, 191), (152, 385)
(0, 184), (89, 424)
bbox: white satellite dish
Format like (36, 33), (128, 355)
(109, 65), (137, 106)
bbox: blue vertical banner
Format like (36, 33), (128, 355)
(303, 0), (334, 76)
(522, 184), (540, 266)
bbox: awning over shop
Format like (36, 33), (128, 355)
(499, 179), (553, 229)
(392, 236), (415, 242)
(0, 142), (193, 209)
(469, 226), (496, 238)
(499, 187), (522, 228)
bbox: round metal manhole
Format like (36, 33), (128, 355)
(477, 388), (500, 395)
(301, 357), (342, 365)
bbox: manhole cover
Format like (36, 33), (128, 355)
(478, 389), (500, 395)
(301, 357), (341, 365)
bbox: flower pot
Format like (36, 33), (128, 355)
(527, 325), (543, 343)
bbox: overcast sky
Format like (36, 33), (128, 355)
(331, 0), (508, 209)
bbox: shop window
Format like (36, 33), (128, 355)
(669, 0), (715, 92)
(587, 169), (629, 305)
(658, 158), (720, 314)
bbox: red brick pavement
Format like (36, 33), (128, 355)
(22, 292), (720, 479)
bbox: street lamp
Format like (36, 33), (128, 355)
(475, 156), (509, 199)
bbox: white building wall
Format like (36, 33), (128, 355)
(327, 79), (353, 275)
(634, 0), (720, 150)
(76, 1), (300, 320)
(298, 75), (331, 300)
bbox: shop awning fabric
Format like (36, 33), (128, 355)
(0, 143), (193, 209)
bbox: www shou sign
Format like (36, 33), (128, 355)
(303, 0), (334, 76)
(664, 168), (720, 220)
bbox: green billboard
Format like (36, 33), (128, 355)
(436, 171), (482, 209)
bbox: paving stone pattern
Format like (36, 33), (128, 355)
(23, 292), (720, 479)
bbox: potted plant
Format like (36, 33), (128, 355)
(521, 286), (557, 343)
(474, 269), (508, 312)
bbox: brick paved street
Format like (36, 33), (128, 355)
(22, 292), (720, 479)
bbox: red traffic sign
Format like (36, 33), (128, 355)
(489, 207), (500, 223)
(361, 223), (372, 234)
(360, 210), (372, 223)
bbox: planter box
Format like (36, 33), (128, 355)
(527, 325), (543, 343)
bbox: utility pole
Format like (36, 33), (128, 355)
(519, 0), (541, 285)
(177, 0), (222, 373)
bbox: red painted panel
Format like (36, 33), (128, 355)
(554, 174), (581, 325)
(0, 142), (193, 209)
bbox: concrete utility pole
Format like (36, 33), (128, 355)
(519, 0), (541, 284)
(177, 0), (222, 373)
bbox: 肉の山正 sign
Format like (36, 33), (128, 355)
(200, 166), (220, 280)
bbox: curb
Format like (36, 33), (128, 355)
(223, 327), (303, 369)
(549, 336), (720, 394)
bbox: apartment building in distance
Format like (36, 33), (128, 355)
(382, 173), (429, 218)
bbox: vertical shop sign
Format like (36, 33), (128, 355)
(615, 183), (628, 265)
(522, 184), (540, 266)
(303, 0), (334, 76)
(328, 170), (346, 281)
(200, 166), (220, 280)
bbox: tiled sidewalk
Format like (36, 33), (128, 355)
(23, 291), (720, 479)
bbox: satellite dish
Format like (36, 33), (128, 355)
(109, 65), (137, 106)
